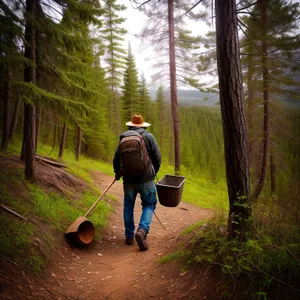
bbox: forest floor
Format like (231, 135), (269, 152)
(0, 154), (229, 300)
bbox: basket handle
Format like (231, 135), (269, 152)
(155, 174), (160, 183)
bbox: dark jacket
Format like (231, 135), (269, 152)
(113, 127), (161, 184)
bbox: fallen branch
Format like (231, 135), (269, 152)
(180, 207), (189, 211)
(0, 204), (30, 222)
(0, 254), (19, 267)
(35, 154), (66, 168)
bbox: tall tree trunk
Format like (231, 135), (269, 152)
(58, 122), (67, 159)
(23, 0), (36, 180)
(215, 0), (251, 240)
(35, 10), (41, 153)
(169, 115), (174, 165)
(247, 48), (255, 169)
(35, 106), (41, 152)
(46, 120), (57, 156)
(1, 67), (10, 150)
(168, 0), (180, 175)
(270, 154), (276, 195)
(75, 126), (82, 161)
(251, 0), (270, 202)
(9, 94), (21, 141)
(20, 139), (25, 161)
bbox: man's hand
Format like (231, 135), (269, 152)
(115, 171), (123, 181)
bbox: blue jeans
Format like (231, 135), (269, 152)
(123, 180), (157, 239)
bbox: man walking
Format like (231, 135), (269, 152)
(113, 115), (161, 251)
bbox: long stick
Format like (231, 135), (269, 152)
(84, 179), (116, 218)
(0, 204), (29, 222)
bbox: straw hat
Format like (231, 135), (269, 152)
(126, 115), (151, 127)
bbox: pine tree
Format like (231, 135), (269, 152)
(138, 73), (152, 120)
(239, 0), (300, 201)
(100, 0), (127, 135)
(0, 0), (25, 149)
(154, 85), (170, 156)
(121, 44), (140, 125)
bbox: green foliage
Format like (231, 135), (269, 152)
(121, 44), (140, 123)
(0, 149), (113, 272)
(138, 74), (152, 120)
(36, 143), (115, 184)
(28, 184), (78, 231)
(0, 215), (34, 260)
(150, 85), (171, 159)
(180, 219), (208, 236)
(160, 213), (300, 299)
(24, 255), (44, 273)
(178, 106), (225, 181)
(99, 0), (127, 133)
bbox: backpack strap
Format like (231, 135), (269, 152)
(140, 131), (149, 151)
(139, 131), (153, 168)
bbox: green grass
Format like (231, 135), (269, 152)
(157, 164), (228, 211)
(0, 146), (114, 271)
(24, 255), (44, 273)
(180, 219), (208, 236)
(27, 184), (113, 232)
(7, 140), (227, 211)
(0, 215), (34, 258)
(36, 144), (114, 184)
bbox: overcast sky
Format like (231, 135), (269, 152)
(118, 0), (211, 88)
(118, 1), (156, 84)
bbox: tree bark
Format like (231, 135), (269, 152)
(75, 126), (82, 161)
(1, 67), (10, 150)
(9, 94), (21, 141)
(58, 122), (67, 159)
(270, 154), (276, 195)
(251, 0), (270, 202)
(168, 0), (180, 175)
(247, 48), (256, 168)
(35, 9), (41, 153)
(35, 105), (41, 152)
(23, 0), (36, 180)
(20, 139), (25, 161)
(46, 119), (57, 156)
(215, 0), (251, 240)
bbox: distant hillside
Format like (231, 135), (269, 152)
(149, 88), (220, 107)
(149, 87), (300, 108)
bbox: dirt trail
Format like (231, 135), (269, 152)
(2, 171), (214, 300)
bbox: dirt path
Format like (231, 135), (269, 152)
(2, 171), (214, 300)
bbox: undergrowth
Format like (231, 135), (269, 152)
(0, 152), (113, 272)
(159, 210), (300, 300)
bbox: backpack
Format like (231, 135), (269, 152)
(119, 130), (151, 177)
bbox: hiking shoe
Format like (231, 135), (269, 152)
(125, 237), (134, 245)
(135, 228), (148, 251)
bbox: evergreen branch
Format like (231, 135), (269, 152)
(237, 18), (255, 35)
(236, 1), (257, 12)
(12, 81), (96, 113)
(237, 20), (261, 54)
